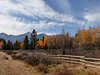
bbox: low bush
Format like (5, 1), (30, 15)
(24, 55), (40, 66)
(8, 51), (61, 66)
(6, 51), (17, 55)
(36, 64), (49, 73)
(55, 66), (72, 75)
(11, 54), (23, 60)
(39, 55), (52, 66)
(24, 54), (60, 66)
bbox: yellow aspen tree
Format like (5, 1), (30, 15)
(20, 42), (24, 49)
(44, 35), (48, 49)
(0, 41), (4, 49)
(35, 40), (44, 49)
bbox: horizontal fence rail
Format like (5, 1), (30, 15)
(48, 55), (100, 68)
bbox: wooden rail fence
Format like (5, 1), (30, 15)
(48, 55), (100, 68)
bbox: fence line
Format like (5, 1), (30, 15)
(48, 54), (100, 68)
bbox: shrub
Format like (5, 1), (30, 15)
(56, 68), (72, 75)
(39, 54), (61, 65)
(39, 55), (52, 66)
(6, 51), (17, 55)
(22, 53), (28, 56)
(11, 52), (29, 60)
(24, 54), (55, 66)
(24, 55), (40, 66)
(36, 64), (49, 73)
(56, 65), (72, 75)
(10, 51), (61, 66)
(11, 54), (23, 60)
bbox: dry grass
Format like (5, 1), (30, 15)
(52, 63), (100, 75)
(0, 51), (40, 75)
(1, 50), (100, 75)
(5, 51), (61, 66)
(36, 64), (49, 73)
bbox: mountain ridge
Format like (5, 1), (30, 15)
(0, 32), (46, 43)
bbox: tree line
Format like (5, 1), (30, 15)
(0, 26), (100, 50)
(0, 29), (38, 50)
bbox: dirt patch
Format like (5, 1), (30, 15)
(0, 51), (39, 75)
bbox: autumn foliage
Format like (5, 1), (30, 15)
(74, 26), (100, 50)
(35, 40), (44, 49)
(20, 43), (24, 49)
(34, 33), (73, 49)
(34, 26), (100, 50)
(0, 41), (5, 49)
(0, 26), (100, 50)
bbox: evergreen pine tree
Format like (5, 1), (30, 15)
(30, 29), (37, 49)
(6, 40), (11, 50)
(14, 40), (20, 50)
(10, 42), (14, 50)
(23, 35), (29, 50)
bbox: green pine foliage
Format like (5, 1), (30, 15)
(23, 35), (29, 50)
(30, 29), (38, 49)
(14, 40), (20, 50)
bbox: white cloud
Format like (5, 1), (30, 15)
(0, 0), (85, 35)
(0, 14), (31, 35)
(84, 6), (100, 25)
(84, 12), (100, 22)
(29, 21), (65, 30)
(0, 14), (65, 35)
(38, 32), (56, 35)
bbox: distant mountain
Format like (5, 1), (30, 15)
(0, 32), (46, 43)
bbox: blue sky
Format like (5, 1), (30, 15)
(0, 0), (100, 36)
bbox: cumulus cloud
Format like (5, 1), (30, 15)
(0, 0), (85, 35)
(84, 12), (100, 22)
(84, 6), (100, 25)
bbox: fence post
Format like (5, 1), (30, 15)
(82, 56), (85, 67)
(68, 55), (70, 64)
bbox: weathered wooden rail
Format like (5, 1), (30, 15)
(48, 55), (100, 68)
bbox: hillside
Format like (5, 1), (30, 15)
(1, 51), (100, 75)
(0, 52), (37, 75)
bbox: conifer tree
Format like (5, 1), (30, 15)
(6, 40), (11, 50)
(14, 40), (20, 50)
(23, 35), (29, 50)
(30, 29), (37, 49)
(10, 42), (14, 50)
